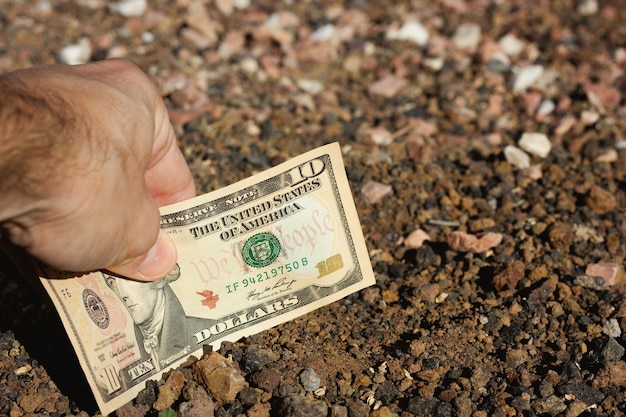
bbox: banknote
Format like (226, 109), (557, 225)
(38, 142), (375, 415)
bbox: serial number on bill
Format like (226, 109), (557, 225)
(225, 258), (309, 293)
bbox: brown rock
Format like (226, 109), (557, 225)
(115, 402), (151, 417)
(587, 185), (617, 214)
(548, 222), (574, 251)
(193, 352), (248, 403)
(469, 218), (496, 232)
(180, 381), (215, 417)
(154, 370), (186, 411)
(247, 402), (271, 417)
(492, 260), (525, 292)
(250, 368), (281, 393)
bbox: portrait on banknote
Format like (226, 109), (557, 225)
(100, 264), (206, 392)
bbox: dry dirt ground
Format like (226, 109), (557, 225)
(1, 0), (626, 416)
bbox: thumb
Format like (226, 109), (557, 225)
(104, 230), (178, 281)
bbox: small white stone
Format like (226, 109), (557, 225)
(504, 145), (531, 169)
(536, 100), (555, 117)
(141, 31), (154, 43)
(602, 318), (621, 338)
(452, 23), (481, 51)
(311, 24), (335, 42)
(297, 79), (324, 95)
(59, 38), (92, 65)
(518, 132), (551, 158)
(423, 56), (445, 72)
(239, 57), (259, 74)
(577, 0), (598, 16)
(109, 0), (146, 16)
(233, 0), (250, 9)
(387, 20), (429, 46)
(499, 33), (526, 56)
(512, 65), (544, 92)
(580, 110), (600, 126)
(362, 127), (393, 145)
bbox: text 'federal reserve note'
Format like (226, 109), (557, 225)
(39, 142), (375, 415)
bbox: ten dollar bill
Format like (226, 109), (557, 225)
(39, 142), (375, 415)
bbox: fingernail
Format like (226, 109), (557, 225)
(135, 230), (177, 281)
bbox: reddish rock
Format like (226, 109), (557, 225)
(493, 260), (526, 292)
(585, 262), (626, 286)
(585, 82), (622, 110)
(361, 180), (393, 204)
(448, 231), (503, 253)
(369, 75), (408, 98)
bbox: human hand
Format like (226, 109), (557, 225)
(0, 59), (196, 281)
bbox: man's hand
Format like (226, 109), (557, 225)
(0, 59), (196, 281)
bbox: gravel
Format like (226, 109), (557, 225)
(1, 0), (626, 416)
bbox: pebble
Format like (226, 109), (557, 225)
(532, 395), (567, 414)
(577, 0), (598, 16)
(275, 394), (327, 417)
(404, 229), (431, 249)
(498, 33), (526, 56)
(193, 352), (247, 402)
(361, 127), (394, 146)
(370, 406), (398, 417)
(587, 184), (618, 214)
(310, 24), (335, 42)
(109, 0), (146, 16)
(492, 260), (525, 292)
(59, 38), (92, 65)
(452, 23), (481, 51)
(518, 132), (552, 158)
(580, 110), (600, 126)
(296, 79), (324, 95)
(250, 368), (281, 392)
(536, 100), (555, 117)
(601, 337), (625, 364)
(512, 65), (544, 92)
(487, 51), (511, 73)
(153, 370), (186, 411)
(585, 82), (622, 110)
(361, 180), (393, 204)
(240, 57), (259, 74)
(369, 75), (408, 98)
(386, 20), (429, 46)
(504, 145), (531, 169)
(299, 368), (321, 391)
(585, 262), (625, 286)
(447, 231), (503, 253)
(602, 319), (622, 338)
(180, 381), (214, 417)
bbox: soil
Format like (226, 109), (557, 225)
(2, 0), (626, 416)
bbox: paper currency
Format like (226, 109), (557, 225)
(39, 142), (375, 415)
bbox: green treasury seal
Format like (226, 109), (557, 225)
(242, 232), (282, 268)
